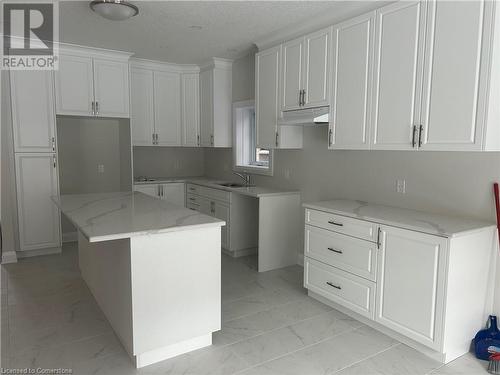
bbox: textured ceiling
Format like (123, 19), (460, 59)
(60, 1), (384, 64)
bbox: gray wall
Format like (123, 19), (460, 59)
(133, 146), (205, 178)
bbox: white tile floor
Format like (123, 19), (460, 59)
(0, 243), (490, 375)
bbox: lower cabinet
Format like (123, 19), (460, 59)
(15, 153), (61, 252)
(303, 206), (494, 363)
(133, 183), (185, 206)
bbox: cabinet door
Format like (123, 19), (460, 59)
(419, 1), (489, 151)
(256, 45), (280, 149)
(10, 70), (56, 153)
(214, 201), (230, 250)
(376, 226), (446, 350)
(181, 73), (200, 147)
(162, 183), (185, 206)
(130, 67), (155, 146)
(197, 196), (212, 216)
(55, 54), (94, 116)
(93, 58), (130, 118)
(281, 37), (304, 111)
(330, 13), (374, 149)
(154, 71), (182, 146)
(134, 184), (160, 198)
(371, 1), (427, 150)
(303, 27), (331, 108)
(15, 153), (60, 251)
(199, 69), (214, 147)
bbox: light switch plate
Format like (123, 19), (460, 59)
(396, 179), (406, 194)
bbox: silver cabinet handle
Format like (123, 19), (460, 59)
(53, 155), (57, 168)
(327, 220), (343, 227)
(91, 101), (95, 115)
(328, 128), (333, 147)
(188, 197), (196, 201)
(377, 227), (382, 249)
(156, 133), (159, 144)
(210, 201), (215, 214)
(412, 125), (418, 148)
(298, 90), (302, 106)
(418, 124), (423, 148)
(197, 134), (200, 146)
(51, 137), (55, 152)
(210, 135), (214, 146)
(327, 247), (343, 254)
(95, 101), (99, 116)
(326, 282), (341, 290)
(302, 89), (306, 106)
(275, 132), (279, 147)
(152, 133), (156, 145)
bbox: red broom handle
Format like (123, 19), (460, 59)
(495, 183), (500, 249)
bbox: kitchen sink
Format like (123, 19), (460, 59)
(217, 182), (248, 188)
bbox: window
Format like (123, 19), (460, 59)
(233, 100), (273, 176)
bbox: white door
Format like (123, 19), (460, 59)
(303, 27), (331, 108)
(181, 73), (200, 147)
(371, 1), (427, 150)
(55, 54), (94, 116)
(330, 13), (374, 150)
(199, 69), (214, 147)
(134, 184), (160, 199)
(154, 71), (182, 146)
(93, 58), (130, 118)
(10, 70), (56, 153)
(162, 183), (185, 206)
(130, 67), (155, 146)
(256, 45), (280, 149)
(15, 153), (61, 251)
(376, 226), (446, 350)
(419, 1), (489, 151)
(281, 37), (304, 111)
(214, 201), (230, 250)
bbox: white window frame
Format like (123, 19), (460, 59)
(232, 100), (274, 176)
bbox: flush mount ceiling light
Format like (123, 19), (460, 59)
(90, 0), (138, 21)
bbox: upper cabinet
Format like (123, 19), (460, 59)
(10, 70), (56, 153)
(281, 27), (331, 111)
(55, 46), (131, 118)
(329, 12), (375, 149)
(199, 58), (233, 148)
(130, 59), (199, 147)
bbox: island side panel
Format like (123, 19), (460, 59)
(258, 194), (301, 272)
(78, 231), (134, 356)
(129, 226), (222, 364)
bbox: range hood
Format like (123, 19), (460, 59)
(278, 106), (329, 126)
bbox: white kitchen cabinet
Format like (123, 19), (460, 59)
(371, 1), (427, 150)
(134, 183), (185, 207)
(92, 58), (130, 118)
(255, 45), (304, 149)
(376, 226), (446, 350)
(134, 184), (159, 199)
(213, 201), (230, 249)
(182, 73), (200, 146)
(55, 54), (94, 116)
(281, 27), (331, 111)
(10, 70), (56, 153)
(199, 58), (233, 147)
(154, 71), (182, 146)
(55, 47), (131, 118)
(130, 67), (155, 146)
(330, 12), (375, 149)
(15, 153), (61, 252)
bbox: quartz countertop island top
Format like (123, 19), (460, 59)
(134, 177), (300, 198)
(53, 192), (225, 242)
(303, 199), (495, 238)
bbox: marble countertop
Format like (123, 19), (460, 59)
(52, 192), (225, 243)
(133, 177), (300, 198)
(303, 199), (495, 238)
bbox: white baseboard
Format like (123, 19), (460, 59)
(16, 247), (61, 258)
(296, 252), (304, 267)
(62, 231), (78, 243)
(2, 251), (17, 264)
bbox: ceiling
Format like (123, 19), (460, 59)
(60, 1), (385, 64)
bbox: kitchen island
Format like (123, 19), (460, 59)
(52, 191), (225, 368)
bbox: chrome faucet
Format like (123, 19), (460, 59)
(233, 172), (252, 187)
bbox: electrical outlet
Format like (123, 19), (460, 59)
(97, 164), (105, 174)
(284, 169), (291, 180)
(396, 179), (406, 194)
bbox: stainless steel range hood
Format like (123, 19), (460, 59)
(278, 106), (329, 126)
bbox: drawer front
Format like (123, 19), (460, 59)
(305, 209), (378, 242)
(186, 183), (230, 203)
(305, 258), (375, 319)
(305, 225), (377, 281)
(186, 193), (201, 205)
(186, 201), (200, 211)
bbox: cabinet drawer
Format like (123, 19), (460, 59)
(305, 208), (378, 242)
(186, 184), (201, 195)
(186, 193), (201, 205)
(186, 202), (200, 211)
(304, 258), (375, 319)
(186, 183), (231, 203)
(305, 225), (377, 281)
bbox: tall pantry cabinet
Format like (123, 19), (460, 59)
(9, 70), (61, 255)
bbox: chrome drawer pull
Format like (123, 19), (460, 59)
(326, 281), (341, 290)
(189, 197), (196, 201)
(327, 220), (343, 226)
(327, 247), (343, 254)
